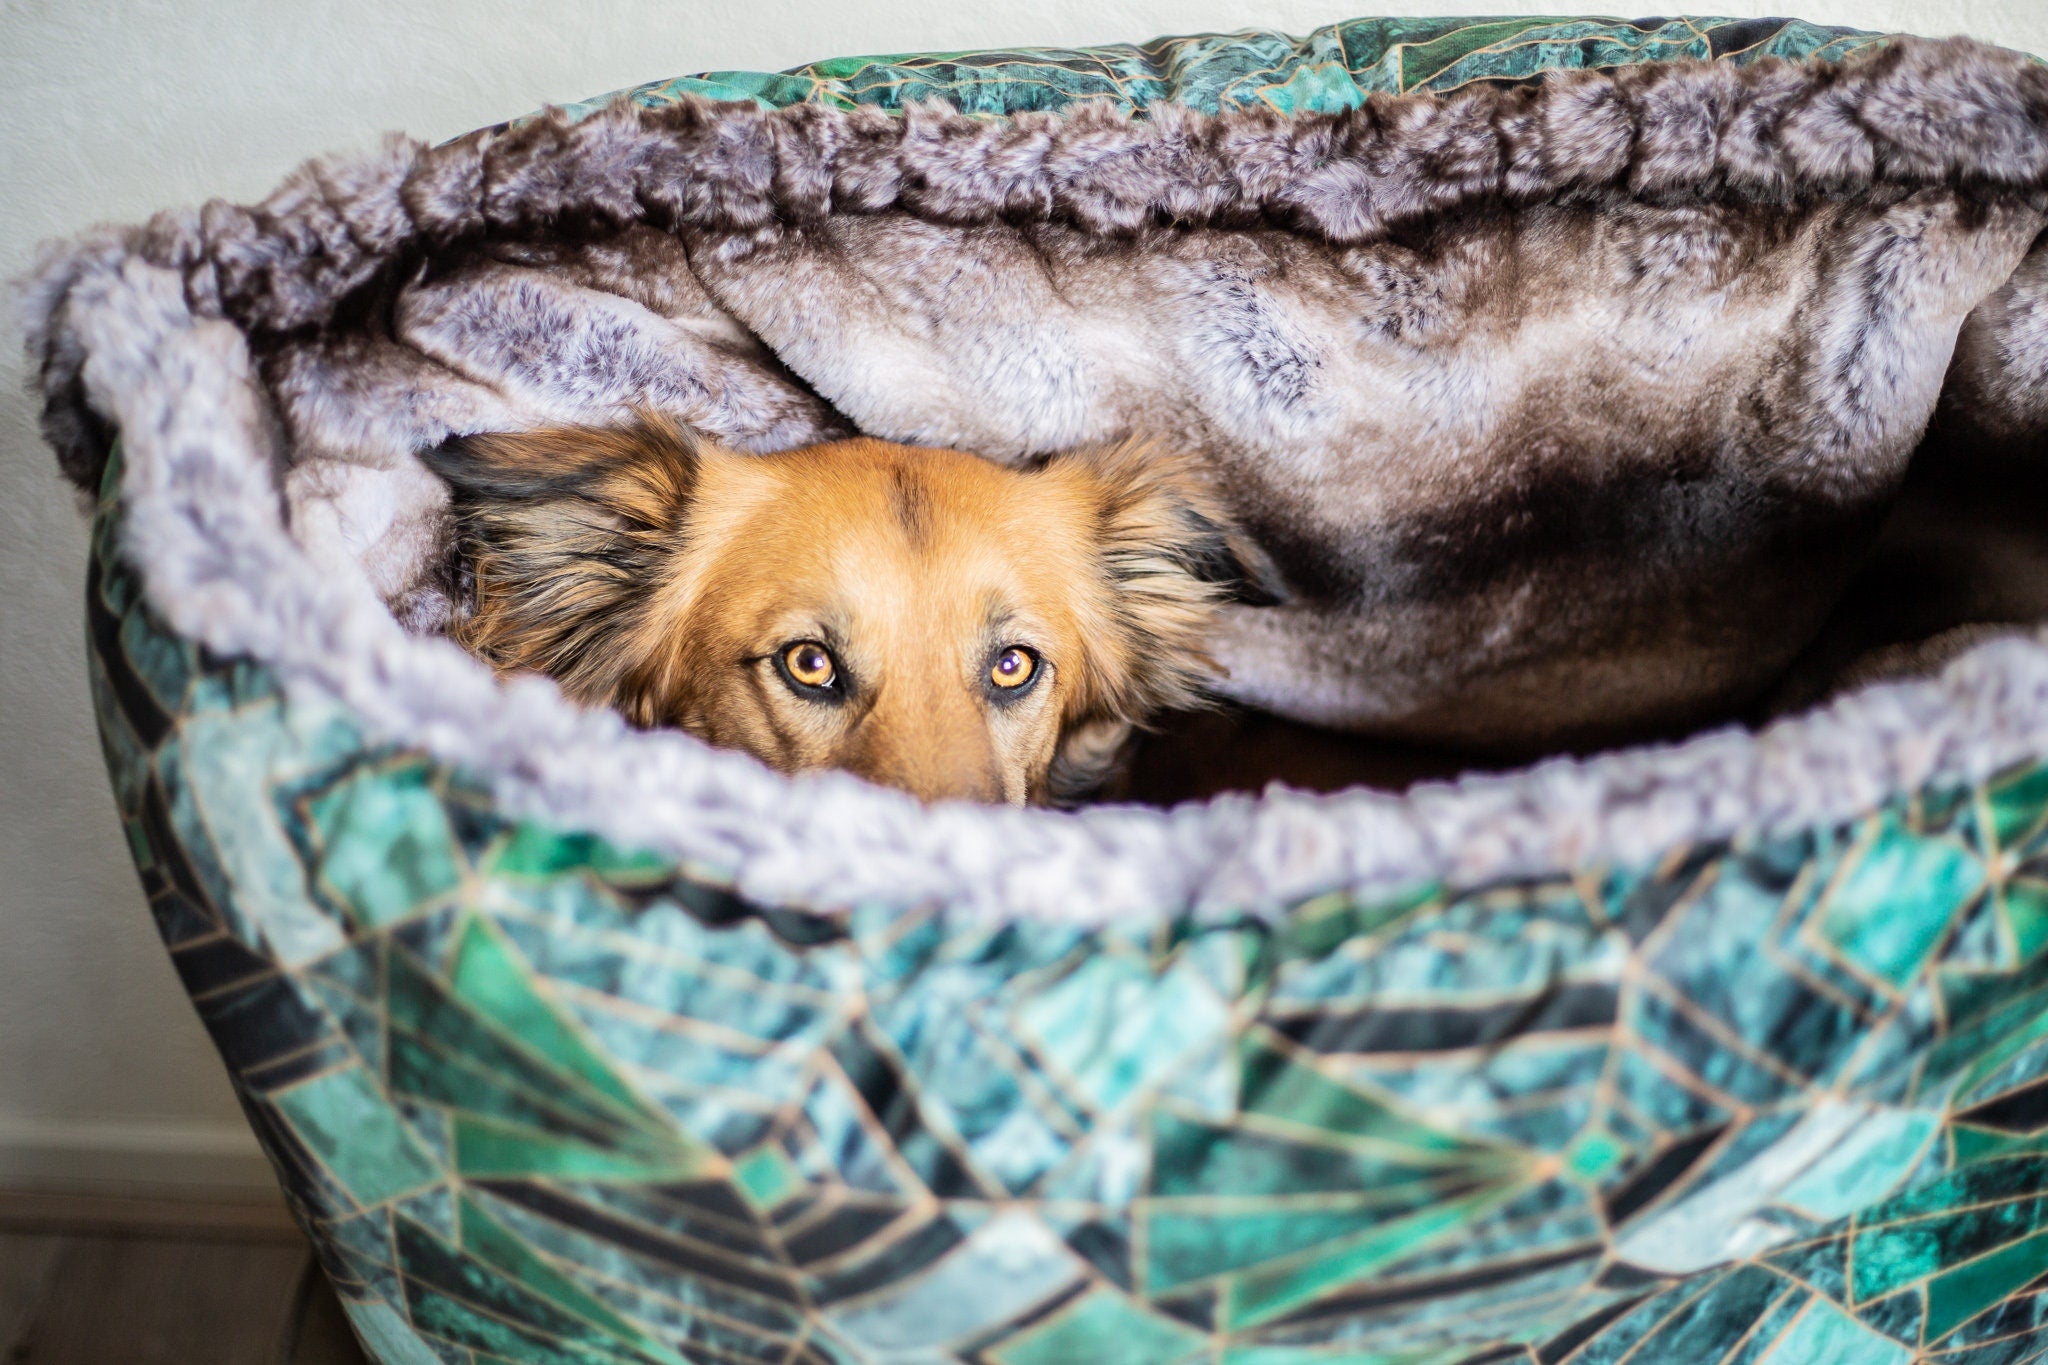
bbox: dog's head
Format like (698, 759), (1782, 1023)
(425, 416), (1267, 804)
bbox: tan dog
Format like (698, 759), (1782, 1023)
(425, 416), (1264, 804)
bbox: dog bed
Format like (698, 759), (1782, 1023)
(26, 15), (2048, 1363)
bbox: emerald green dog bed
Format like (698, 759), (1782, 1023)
(27, 16), (2048, 1364)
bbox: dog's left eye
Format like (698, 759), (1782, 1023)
(989, 646), (1039, 693)
(778, 641), (840, 695)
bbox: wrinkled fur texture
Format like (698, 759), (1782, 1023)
(30, 36), (2048, 747)
(23, 36), (2048, 921)
(428, 416), (1254, 804)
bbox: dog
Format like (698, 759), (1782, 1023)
(424, 415), (1265, 804)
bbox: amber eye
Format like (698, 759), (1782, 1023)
(989, 646), (1038, 692)
(781, 641), (837, 691)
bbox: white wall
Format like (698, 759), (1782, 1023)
(3, 0), (2046, 1199)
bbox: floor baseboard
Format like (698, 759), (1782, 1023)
(0, 1185), (298, 1240)
(0, 1116), (279, 1206)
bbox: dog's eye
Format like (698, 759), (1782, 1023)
(990, 646), (1038, 692)
(781, 641), (838, 691)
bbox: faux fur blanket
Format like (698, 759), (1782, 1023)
(35, 36), (2048, 749)
(24, 34), (2048, 919)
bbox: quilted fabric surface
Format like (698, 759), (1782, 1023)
(75, 16), (2048, 1365)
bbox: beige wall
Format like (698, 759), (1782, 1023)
(3, 0), (2046, 1197)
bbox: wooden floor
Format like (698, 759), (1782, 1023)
(0, 1189), (366, 1364)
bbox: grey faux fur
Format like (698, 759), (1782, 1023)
(22, 36), (2048, 922)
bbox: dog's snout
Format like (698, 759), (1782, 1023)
(850, 694), (1009, 805)
(898, 760), (1008, 806)
(863, 740), (1009, 805)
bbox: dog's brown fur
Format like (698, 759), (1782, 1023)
(426, 416), (1259, 804)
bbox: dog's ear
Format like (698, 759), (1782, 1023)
(420, 414), (699, 723)
(1042, 440), (1275, 801)
(1081, 441), (1281, 609)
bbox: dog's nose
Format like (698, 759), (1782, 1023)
(851, 697), (1007, 805)
(909, 769), (1007, 805)
(875, 744), (1006, 806)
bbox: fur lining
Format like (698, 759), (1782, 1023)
(29, 37), (2048, 493)
(21, 37), (2048, 924)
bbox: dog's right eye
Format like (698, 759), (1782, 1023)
(777, 641), (840, 697)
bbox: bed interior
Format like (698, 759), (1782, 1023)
(1121, 433), (2048, 803)
(256, 229), (2048, 808)
(333, 311), (2048, 811)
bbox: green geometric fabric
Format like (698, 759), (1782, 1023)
(84, 18), (2048, 1365)
(553, 16), (1890, 119)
